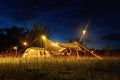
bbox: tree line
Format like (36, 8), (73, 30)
(0, 23), (51, 54)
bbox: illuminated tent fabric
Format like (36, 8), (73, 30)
(43, 39), (83, 52)
(43, 39), (102, 59)
(43, 39), (65, 52)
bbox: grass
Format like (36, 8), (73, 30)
(0, 57), (120, 80)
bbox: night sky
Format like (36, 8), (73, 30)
(0, 0), (120, 49)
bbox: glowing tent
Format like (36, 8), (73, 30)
(44, 39), (87, 52)
(43, 38), (102, 59)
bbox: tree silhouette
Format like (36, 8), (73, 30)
(26, 23), (52, 47)
(0, 23), (52, 54)
(0, 25), (27, 53)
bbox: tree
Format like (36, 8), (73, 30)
(26, 23), (52, 47)
(0, 23), (52, 54)
(0, 25), (27, 53)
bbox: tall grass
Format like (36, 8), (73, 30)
(0, 57), (120, 80)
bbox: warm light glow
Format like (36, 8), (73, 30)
(82, 30), (86, 34)
(52, 43), (58, 46)
(23, 42), (27, 46)
(75, 41), (77, 44)
(42, 35), (46, 40)
(13, 46), (18, 49)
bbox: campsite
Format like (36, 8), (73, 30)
(0, 0), (120, 79)
(0, 31), (119, 80)
(0, 38), (120, 80)
(0, 37), (120, 80)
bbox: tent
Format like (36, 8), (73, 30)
(43, 38), (102, 59)
(44, 39), (82, 50)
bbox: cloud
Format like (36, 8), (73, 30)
(0, 0), (40, 23)
(0, 0), (120, 23)
(0, 0), (94, 21)
(11, 10), (39, 23)
(101, 34), (120, 41)
(69, 0), (120, 20)
(0, 0), (77, 23)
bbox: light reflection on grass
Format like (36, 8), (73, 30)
(0, 57), (120, 80)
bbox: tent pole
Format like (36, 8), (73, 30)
(76, 50), (79, 58)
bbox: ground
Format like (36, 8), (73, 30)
(0, 57), (120, 80)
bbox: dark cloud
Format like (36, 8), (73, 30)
(1, 0), (119, 23)
(11, 10), (39, 23)
(101, 34), (120, 41)
(0, 0), (98, 22)
(69, 0), (120, 20)
(0, 0), (72, 22)
(0, 0), (40, 23)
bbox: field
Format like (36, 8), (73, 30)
(0, 57), (120, 80)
